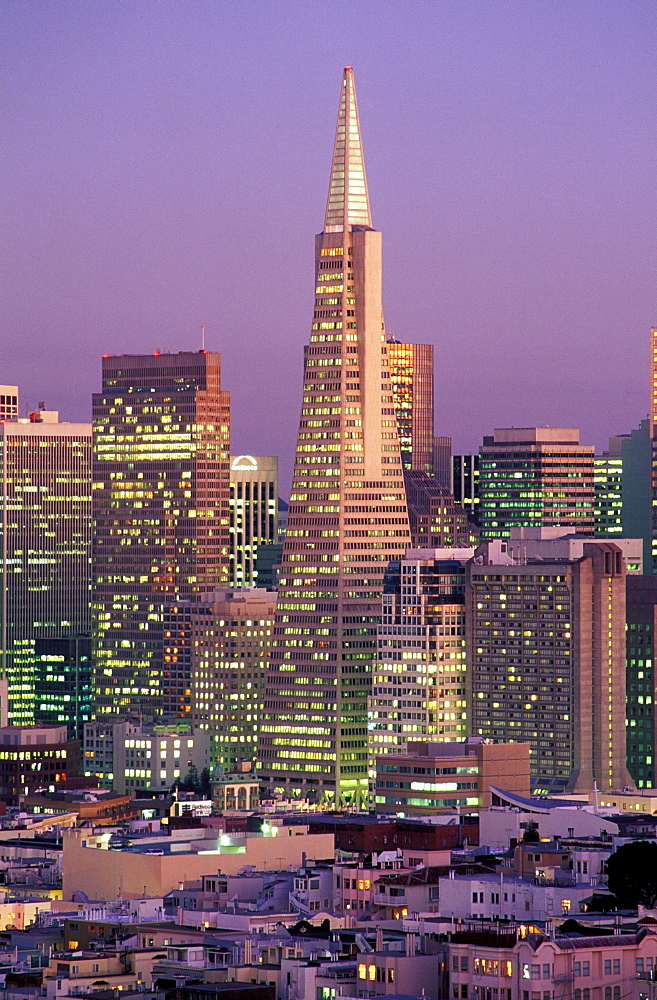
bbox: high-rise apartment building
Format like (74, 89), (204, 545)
(0, 412), (91, 724)
(229, 455), (278, 587)
(92, 351), (230, 717)
(0, 387), (19, 422)
(369, 547), (473, 766)
(259, 67), (411, 807)
(164, 588), (275, 769)
(466, 537), (633, 793)
(478, 427), (595, 539)
(386, 336), (434, 475)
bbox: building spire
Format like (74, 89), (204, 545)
(324, 66), (372, 233)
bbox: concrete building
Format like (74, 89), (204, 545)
(369, 548), (473, 762)
(92, 351), (231, 718)
(0, 386), (19, 421)
(478, 427), (595, 539)
(0, 725), (81, 803)
(61, 826), (335, 900)
(164, 588), (275, 769)
(259, 67), (411, 807)
(467, 538), (634, 794)
(229, 455), (278, 587)
(386, 336), (434, 475)
(0, 412), (91, 724)
(373, 737), (530, 816)
(83, 718), (210, 795)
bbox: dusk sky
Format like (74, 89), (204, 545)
(4, 1), (656, 492)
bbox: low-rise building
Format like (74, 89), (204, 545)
(375, 738), (531, 816)
(0, 726), (81, 804)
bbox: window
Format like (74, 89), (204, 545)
(582, 961), (589, 976)
(604, 960), (611, 975)
(542, 964), (550, 979)
(637, 958), (645, 974)
(613, 959), (620, 975)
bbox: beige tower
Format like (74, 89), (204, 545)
(259, 67), (411, 807)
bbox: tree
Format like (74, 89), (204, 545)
(522, 822), (540, 843)
(606, 841), (657, 909)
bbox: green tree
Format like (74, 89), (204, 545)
(606, 841), (657, 908)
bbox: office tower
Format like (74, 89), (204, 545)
(83, 717), (210, 794)
(92, 351), (230, 717)
(386, 336), (434, 474)
(403, 470), (479, 549)
(594, 436), (627, 537)
(622, 419), (652, 572)
(0, 387), (18, 421)
(369, 547), (473, 765)
(0, 725), (81, 804)
(34, 634), (92, 740)
(0, 412), (91, 724)
(229, 455), (278, 587)
(466, 537), (633, 793)
(452, 454), (480, 525)
(652, 327), (657, 571)
(626, 575), (657, 789)
(259, 67), (411, 807)
(433, 436), (452, 488)
(164, 588), (275, 769)
(478, 427), (595, 539)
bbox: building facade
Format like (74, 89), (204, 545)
(594, 436), (626, 537)
(0, 413), (91, 723)
(385, 336), (434, 475)
(34, 634), (92, 740)
(369, 547), (473, 764)
(163, 588), (276, 769)
(374, 737), (530, 816)
(92, 351), (230, 718)
(0, 725), (81, 803)
(452, 453), (480, 526)
(229, 455), (278, 587)
(0, 386), (19, 422)
(478, 427), (595, 539)
(259, 67), (411, 807)
(466, 538), (633, 793)
(626, 574), (657, 789)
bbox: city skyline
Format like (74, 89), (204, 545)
(4, 2), (656, 492)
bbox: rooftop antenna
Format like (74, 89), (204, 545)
(200, 325), (205, 350)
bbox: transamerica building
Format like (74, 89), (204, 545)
(259, 67), (411, 807)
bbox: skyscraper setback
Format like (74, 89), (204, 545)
(92, 352), (230, 717)
(259, 67), (411, 807)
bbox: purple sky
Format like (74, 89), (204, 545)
(4, 1), (656, 492)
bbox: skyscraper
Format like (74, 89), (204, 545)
(0, 387), (19, 422)
(229, 455), (279, 587)
(92, 351), (230, 717)
(386, 336), (434, 474)
(369, 547), (473, 765)
(259, 67), (411, 807)
(0, 412), (91, 724)
(478, 427), (595, 539)
(466, 536), (633, 793)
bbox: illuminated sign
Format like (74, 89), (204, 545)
(231, 455), (258, 472)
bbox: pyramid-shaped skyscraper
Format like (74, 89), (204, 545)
(259, 67), (411, 807)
